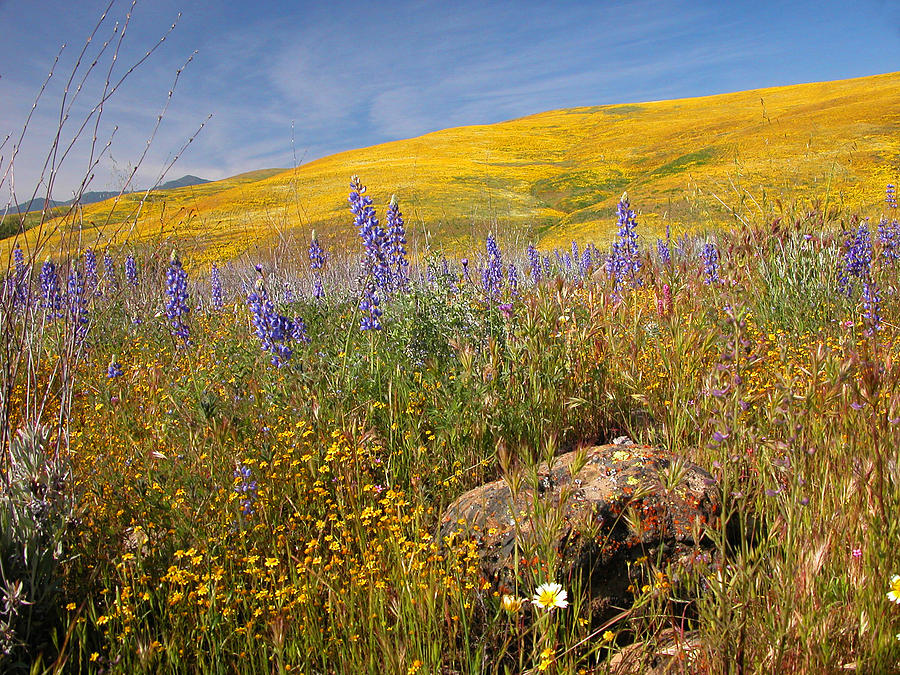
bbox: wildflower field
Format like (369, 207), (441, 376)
(2, 174), (900, 674)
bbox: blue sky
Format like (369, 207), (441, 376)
(1, 0), (898, 203)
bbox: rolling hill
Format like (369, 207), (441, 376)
(7, 71), (900, 264)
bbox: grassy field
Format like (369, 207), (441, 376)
(1, 178), (900, 672)
(4, 72), (899, 265)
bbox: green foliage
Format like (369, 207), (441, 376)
(751, 232), (846, 332)
(0, 426), (73, 671)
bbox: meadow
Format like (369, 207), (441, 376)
(1, 176), (899, 674)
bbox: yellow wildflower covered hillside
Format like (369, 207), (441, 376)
(16, 71), (900, 261)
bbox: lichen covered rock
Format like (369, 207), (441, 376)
(440, 443), (720, 611)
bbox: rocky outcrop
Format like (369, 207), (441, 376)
(440, 443), (720, 611)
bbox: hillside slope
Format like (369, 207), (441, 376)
(15, 72), (900, 262)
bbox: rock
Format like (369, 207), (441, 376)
(439, 444), (720, 612)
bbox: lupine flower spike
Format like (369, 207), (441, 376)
(210, 263), (224, 311)
(103, 251), (118, 293)
(83, 248), (98, 294)
(526, 244), (541, 284)
(233, 464), (258, 517)
(482, 234), (504, 299)
(702, 241), (721, 284)
(165, 251), (191, 345)
(607, 192), (642, 296)
(247, 275), (309, 366)
(350, 176), (390, 290)
(67, 267), (90, 340)
(107, 357), (123, 379)
(657, 224), (671, 265)
(124, 254), (138, 287)
(11, 244), (29, 310)
(39, 259), (62, 318)
(308, 232), (326, 300)
(385, 195), (409, 288)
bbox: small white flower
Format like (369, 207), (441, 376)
(500, 594), (525, 613)
(532, 582), (568, 611)
(888, 574), (900, 604)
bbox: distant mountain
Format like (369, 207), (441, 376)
(78, 191), (122, 206)
(9, 197), (66, 213)
(12, 176), (209, 213)
(157, 175), (209, 190)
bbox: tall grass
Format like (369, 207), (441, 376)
(2, 187), (899, 672)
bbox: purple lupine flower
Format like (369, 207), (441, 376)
(11, 244), (29, 310)
(103, 251), (118, 293)
(210, 262), (224, 311)
(507, 263), (519, 297)
(291, 315), (311, 343)
(563, 252), (573, 273)
(839, 221), (872, 297)
(39, 259), (62, 318)
(571, 241), (580, 270)
(13, 244), (24, 274)
(233, 464), (258, 516)
(542, 255), (552, 278)
(526, 244), (541, 283)
(862, 278), (881, 336)
(124, 254), (138, 287)
(384, 195), (409, 287)
(886, 184), (897, 209)
(350, 176), (390, 290)
(308, 232), (326, 300)
(580, 248), (593, 277)
(247, 278), (306, 364)
(482, 233), (504, 298)
(308, 234), (326, 271)
(359, 279), (382, 331)
(702, 241), (720, 284)
(106, 357), (124, 379)
(607, 193), (642, 295)
(83, 248), (98, 294)
(878, 217), (898, 262)
(67, 267), (89, 339)
(592, 243), (603, 267)
(165, 251), (191, 345)
(657, 224), (672, 265)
